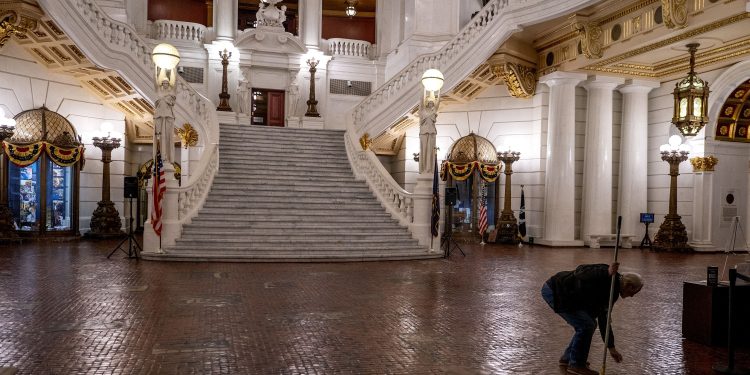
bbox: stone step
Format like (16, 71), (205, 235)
(208, 184), (371, 193)
(171, 239), (422, 249)
(195, 207), (392, 216)
(148, 249), (440, 262)
(201, 201), (383, 210)
(213, 173), (357, 181)
(182, 221), (407, 230)
(219, 124), (344, 135)
(191, 213), (396, 222)
(201, 196), (377, 205)
(210, 177), (363, 187)
(179, 230), (414, 240)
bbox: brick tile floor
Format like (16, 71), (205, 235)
(0, 238), (748, 374)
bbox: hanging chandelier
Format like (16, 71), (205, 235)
(672, 43), (710, 137)
(345, 0), (358, 18)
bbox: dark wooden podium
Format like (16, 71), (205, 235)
(682, 281), (750, 346)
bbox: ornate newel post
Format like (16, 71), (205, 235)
(653, 135), (692, 252)
(304, 57), (320, 117)
(89, 135), (123, 237)
(0, 118), (19, 242)
(216, 48), (232, 111)
(497, 148), (520, 244)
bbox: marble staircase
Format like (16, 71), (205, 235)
(157, 124), (441, 261)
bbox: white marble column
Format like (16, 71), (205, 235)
(301, 0), (322, 50)
(214, 0), (237, 42)
(538, 71), (586, 246)
(617, 80), (659, 239)
(690, 168), (714, 250)
(580, 76), (623, 245)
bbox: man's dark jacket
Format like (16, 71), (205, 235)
(545, 263), (621, 347)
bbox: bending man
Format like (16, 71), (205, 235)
(541, 263), (643, 375)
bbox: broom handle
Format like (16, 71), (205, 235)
(601, 215), (622, 375)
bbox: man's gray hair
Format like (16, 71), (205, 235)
(621, 272), (644, 291)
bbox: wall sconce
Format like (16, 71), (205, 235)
(672, 43), (709, 136)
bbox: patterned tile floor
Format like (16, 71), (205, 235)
(0, 238), (749, 374)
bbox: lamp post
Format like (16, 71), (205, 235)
(216, 48), (232, 111)
(496, 148), (521, 244)
(152, 43), (180, 164)
(304, 56), (320, 117)
(419, 69), (443, 175)
(653, 135), (692, 252)
(0, 110), (19, 242)
(88, 134), (123, 237)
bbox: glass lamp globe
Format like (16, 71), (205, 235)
(678, 143), (691, 153)
(668, 135), (683, 148)
(659, 144), (671, 153)
(421, 69), (444, 92)
(152, 43), (180, 70)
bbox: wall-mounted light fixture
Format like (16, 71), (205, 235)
(345, 0), (358, 18)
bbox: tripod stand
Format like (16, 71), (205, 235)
(108, 197), (141, 259)
(441, 203), (465, 258)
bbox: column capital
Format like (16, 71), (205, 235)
(618, 79), (660, 94)
(539, 71), (587, 87)
(582, 75), (624, 91)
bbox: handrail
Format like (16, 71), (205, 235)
(344, 131), (413, 226)
(37, 0), (220, 227)
(349, 0), (597, 139)
(151, 20), (206, 45)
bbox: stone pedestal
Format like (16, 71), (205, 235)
(302, 117), (325, 129)
(411, 173), (439, 251)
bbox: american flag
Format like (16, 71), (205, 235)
(151, 149), (166, 236)
(478, 184), (488, 236)
(431, 157), (440, 237)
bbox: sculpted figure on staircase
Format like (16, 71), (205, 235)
(154, 93), (176, 163)
(256, 0), (287, 28)
(419, 95), (439, 174)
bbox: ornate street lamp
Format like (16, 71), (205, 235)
(88, 132), (123, 237)
(418, 69), (443, 175)
(496, 148), (521, 244)
(0, 109), (19, 242)
(653, 135), (692, 252)
(672, 43), (709, 136)
(216, 48), (232, 111)
(304, 56), (321, 117)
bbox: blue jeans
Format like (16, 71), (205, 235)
(541, 283), (596, 368)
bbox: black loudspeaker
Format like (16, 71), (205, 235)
(445, 187), (457, 206)
(124, 176), (138, 198)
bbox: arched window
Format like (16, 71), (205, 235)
(3, 108), (84, 238)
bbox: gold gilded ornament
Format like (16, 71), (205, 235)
(176, 123), (198, 148)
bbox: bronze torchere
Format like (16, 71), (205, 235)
(496, 150), (521, 244)
(217, 48), (233, 111)
(304, 57), (321, 117)
(653, 146), (692, 252)
(88, 135), (124, 238)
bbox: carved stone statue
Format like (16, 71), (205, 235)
(237, 80), (251, 115)
(419, 96), (439, 174)
(287, 80), (299, 118)
(256, 0), (287, 28)
(154, 93), (176, 163)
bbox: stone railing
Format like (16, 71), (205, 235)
(151, 20), (206, 45)
(37, 0), (220, 228)
(349, 0), (597, 139)
(176, 144), (218, 222)
(328, 38), (371, 59)
(345, 131), (413, 226)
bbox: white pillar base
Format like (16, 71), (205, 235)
(302, 117), (325, 129)
(534, 238), (585, 247)
(216, 111), (238, 125)
(287, 116), (301, 128)
(411, 173), (439, 251)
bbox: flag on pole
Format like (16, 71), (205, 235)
(431, 157), (440, 237)
(518, 185), (527, 239)
(478, 183), (488, 236)
(151, 147), (166, 236)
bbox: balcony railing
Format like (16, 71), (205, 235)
(151, 20), (206, 45)
(328, 38), (372, 59)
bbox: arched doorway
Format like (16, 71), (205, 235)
(440, 133), (500, 241)
(3, 108), (84, 238)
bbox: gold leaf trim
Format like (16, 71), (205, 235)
(359, 133), (372, 150)
(661, 0), (688, 29)
(573, 21), (603, 59)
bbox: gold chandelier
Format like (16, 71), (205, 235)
(345, 0), (358, 18)
(672, 43), (709, 137)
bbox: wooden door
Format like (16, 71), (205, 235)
(267, 91), (285, 126)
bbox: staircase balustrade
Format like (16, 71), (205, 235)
(345, 131), (413, 226)
(37, 0), (220, 229)
(151, 20), (206, 45)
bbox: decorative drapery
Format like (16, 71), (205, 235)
(440, 161), (501, 182)
(3, 141), (84, 167)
